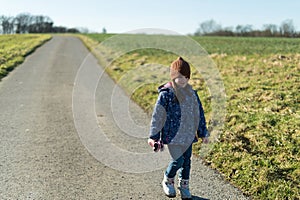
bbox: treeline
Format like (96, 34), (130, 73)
(195, 19), (300, 37)
(0, 13), (81, 34)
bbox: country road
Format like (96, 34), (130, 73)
(0, 36), (249, 200)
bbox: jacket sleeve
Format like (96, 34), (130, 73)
(149, 91), (168, 140)
(195, 92), (209, 138)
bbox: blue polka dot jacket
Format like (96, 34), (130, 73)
(149, 82), (209, 145)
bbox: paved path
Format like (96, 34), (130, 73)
(0, 36), (249, 199)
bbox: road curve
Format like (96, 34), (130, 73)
(0, 36), (249, 199)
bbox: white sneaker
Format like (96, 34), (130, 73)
(178, 179), (192, 199)
(162, 175), (176, 197)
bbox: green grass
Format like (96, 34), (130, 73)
(0, 34), (52, 80)
(192, 36), (300, 55)
(206, 53), (300, 199)
(81, 34), (300, 200)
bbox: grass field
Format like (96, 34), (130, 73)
(0, 34), (52, 80)
(81, 34), (300, 200)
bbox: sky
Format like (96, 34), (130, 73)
(1, 0), (300, 34)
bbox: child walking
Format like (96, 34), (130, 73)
(148, 57), (209, 199)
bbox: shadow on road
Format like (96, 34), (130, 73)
(191, 195), (209, 200)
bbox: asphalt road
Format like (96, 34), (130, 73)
(0, 36), (250, 200)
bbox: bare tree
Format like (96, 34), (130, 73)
(28, 15), (53, 33)
(67, 28), (80, 33)
(14, 13), (31, 33)
(0, 15), (14, 34)
(262, 24), (278, 36)
(235, 25), (243, 36)
(242, 25), (253, 36)
(0, 12), (83, 34)
(280, 19), (295, 37)
(235, 24), (253, 36)
(195, 19), (222, 35)
(194, 18), (299, 37)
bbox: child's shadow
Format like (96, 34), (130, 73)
(191, 196), (209, 200)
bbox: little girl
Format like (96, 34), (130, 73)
(148, 57), (209, 199)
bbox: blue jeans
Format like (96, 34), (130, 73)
(165, 144), (193, 180)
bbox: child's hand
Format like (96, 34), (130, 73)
(148, 138), (156, 147)
(202, 137), (209, 144)
(148, 139), (164, 152)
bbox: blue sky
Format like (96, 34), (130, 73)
(1, 0), (300, 34)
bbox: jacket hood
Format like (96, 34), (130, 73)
(158, 82), (173, 93)
(158, 82), (193, 96)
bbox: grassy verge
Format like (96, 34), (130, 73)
(79, 34), (300, 200)
(0, 34), (52, 81)
(206, 53), (299, 199)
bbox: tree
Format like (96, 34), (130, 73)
(67, 28), (80, 33)
(28, 15), (53, 33)
(14, 13), (31, 33)
(195, 19), (222, 35)
(235, 25), (243, 35)
(0, 12), (84, 34)
(0, 15), (14, 34)
(262, 24), (278, 36)
(194, 18), (299, 38)
(52, 26), (67, 33)
(235, 24), (253, 36)
(280, 19), (295, 37)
